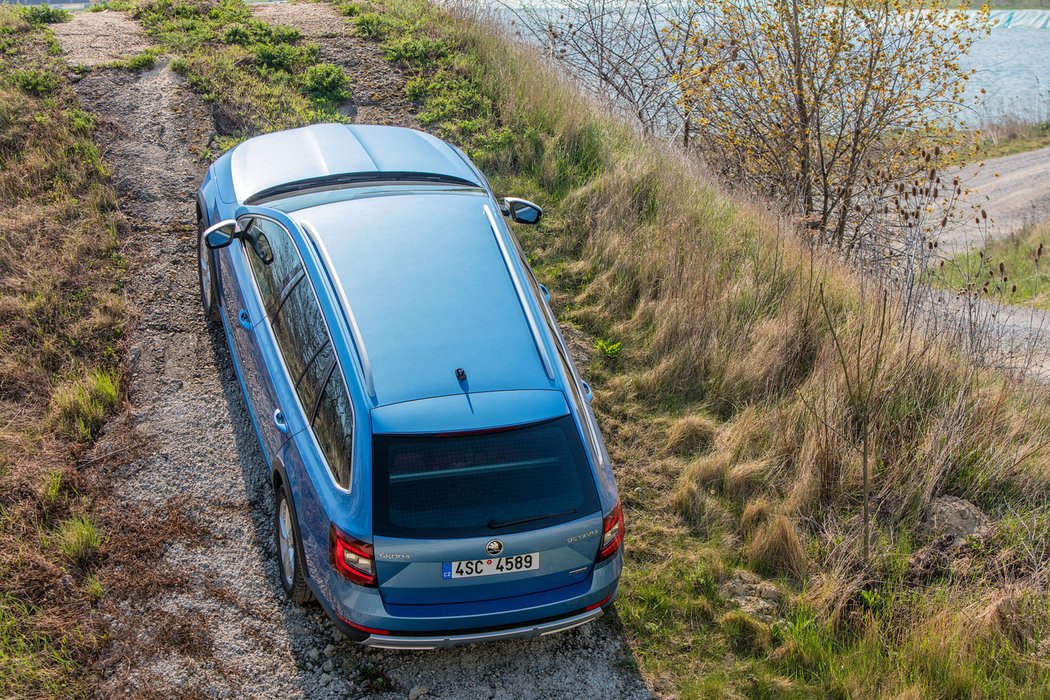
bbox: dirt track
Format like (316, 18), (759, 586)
(941, 145), (1050, 255)
(59, 6), (650, 699)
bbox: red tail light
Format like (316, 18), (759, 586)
(595, 501), (624, 563)
(329, 524), (377, 587)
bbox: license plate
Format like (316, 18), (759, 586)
(442, 552), (539, 579)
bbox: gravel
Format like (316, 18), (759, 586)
(57, 9), (651, 699)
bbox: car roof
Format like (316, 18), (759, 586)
(227, 124), (483, 204)
(290, 190), (556, 408)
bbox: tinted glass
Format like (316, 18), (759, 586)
(312, 370), (354, 489)
(372, 416), (599, 538)
(243, 218), (302, 311)
(272, 277), (329, 400)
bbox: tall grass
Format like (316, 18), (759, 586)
(0, 6), (127, 697)
(332, 1), (1050, 694)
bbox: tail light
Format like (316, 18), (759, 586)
(595, 500), (624, 563)
(329, 524), (377, 587)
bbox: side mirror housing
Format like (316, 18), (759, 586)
(203, 219), (240, 249)
(501, 197), (542, 225)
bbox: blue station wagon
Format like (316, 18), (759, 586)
(195, 124), (623, 648)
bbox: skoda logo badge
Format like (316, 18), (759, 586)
(486, 540), (504, 556)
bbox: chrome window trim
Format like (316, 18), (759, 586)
(482, 204), (555, 380)
(298, 220), (377, 399)
(237, 213), (356, 494)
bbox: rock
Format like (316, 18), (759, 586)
(306, 647), (320, 661)
(722, 570), (780, 622)
(322, 659), (334, 672)
(408, 687), (429, 700)
(924, 496), (987, 544)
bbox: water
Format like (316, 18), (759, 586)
(965, 13), (1050, 124)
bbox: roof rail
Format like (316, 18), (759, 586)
(299, 220), (377, 399)
(483, 205), (555, 381)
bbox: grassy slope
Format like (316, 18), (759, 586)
(0, 6), (127, 697)
(96, 0), (1050, 697)
(338, 2), (1050, 697)
(975, 122), (1050, 160)
(938, 223), (1050, 310)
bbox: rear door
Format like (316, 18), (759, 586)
(370, 415), (603, 605)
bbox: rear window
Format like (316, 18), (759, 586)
(372, 416), (600, 539)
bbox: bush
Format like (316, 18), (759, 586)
(302, 63), (350, 102)
(20, 5), (70, 25)
(353, 11), (390, 39)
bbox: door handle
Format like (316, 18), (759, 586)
(238, 308), (252, 330)
(273, 408), (288, 433)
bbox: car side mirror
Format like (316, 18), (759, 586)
(203, 219), (240, 249)
(501, 197), (542, 225)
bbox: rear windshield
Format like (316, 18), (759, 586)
(372, 416), (600, 539)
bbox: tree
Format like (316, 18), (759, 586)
(672, 0), (990, 256)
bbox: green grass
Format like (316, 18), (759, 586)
(52, 369), (121, 442)
(129, 0), (351, 136)
(51, 515), (103, 565)
(936, 223), (1050, 310)
(975, 121), (1050, 160)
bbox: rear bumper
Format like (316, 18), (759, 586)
(361, 605), (606, 650)
(316, 549), (622, 646)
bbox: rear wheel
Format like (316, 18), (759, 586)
(197, 208), (219, 324)
(275, 482), (313, 603)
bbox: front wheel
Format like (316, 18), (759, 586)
(275, 482), (313, 603)
(197, 209), (219, 324)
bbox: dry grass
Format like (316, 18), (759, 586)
(0, 8), (197, 697)
(368, 1), (1050, 694)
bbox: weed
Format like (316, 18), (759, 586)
(302, 63), (350, 103)
(594, 337), (622, 361)
(52, 515), (102, 565)
(84, 573), (105, 602)
(12, 68), (60, 94)
(52, 368), (120, 441)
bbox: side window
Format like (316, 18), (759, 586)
(243, 218), (302, 311)
(312, 370), (354, 489)
(272, 277), (329, 400)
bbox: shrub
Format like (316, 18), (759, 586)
(20, 5), (70, 25)
(254, 42), (316, 71)
(302, 63), (350, 102)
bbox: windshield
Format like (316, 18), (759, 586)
(372, 416), (600, 539)
(265, 182), (485, 213)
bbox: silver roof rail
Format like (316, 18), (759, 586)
(483, 204), (556, 381)
(299, 220), (377, 399)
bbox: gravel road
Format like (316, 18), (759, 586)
(940, 144), (1050, 256)
(58, 8), (650, 700)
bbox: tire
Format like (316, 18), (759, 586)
(275, 482), (313, 603)
(197, 208), (220, 324)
